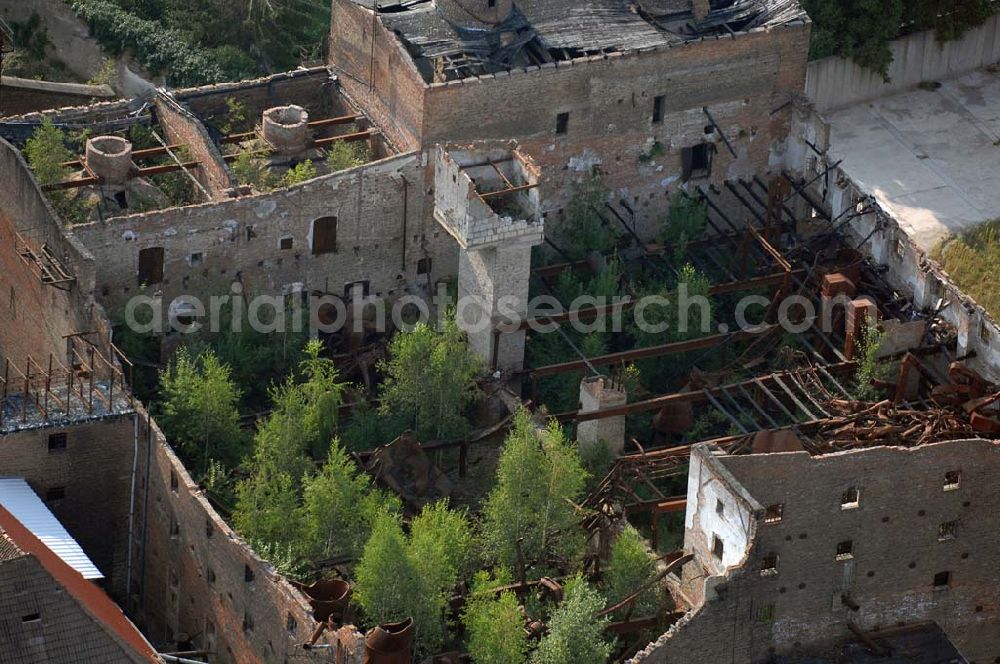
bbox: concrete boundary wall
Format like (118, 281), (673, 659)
(805, 14), (1000, 112)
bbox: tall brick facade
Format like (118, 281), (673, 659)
(633, 440), (1000, 663)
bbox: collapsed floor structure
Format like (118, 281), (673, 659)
(0, 0), (999, 662)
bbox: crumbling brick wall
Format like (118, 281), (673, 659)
(634, 439), (1000, 663)
(0, 138), (101, 367)
(70, 151), (457, 322)
(420, 23), (811, 238)
(131, 405), (334, 663)
(154, 96), (237, 200)
(329, 0), (429, 152)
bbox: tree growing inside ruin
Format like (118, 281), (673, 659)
(158, 348), (247, 476)
(481, 409), (588, 572)
(233, 341), (345, 553)
(464, 570), (531, 664)
(378, 316), (483, 441)
(605, 526), (660, 620)
(550, 174), (617, 260)
(23, 118), (91, 224)
(530, 576), (613, 664)
(298, 441), (400, 562)
(353, 512), (436, 646)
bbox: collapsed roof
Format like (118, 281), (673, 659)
(357, 0), (808, 82)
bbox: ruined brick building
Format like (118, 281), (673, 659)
(0, 0), (998, 662)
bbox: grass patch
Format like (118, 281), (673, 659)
(932, 219), (1000, 317)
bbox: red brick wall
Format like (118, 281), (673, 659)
(0, 138), (100, 368)
(131, 406), (328, 662)
(154, 97), (237, 201)
(329, 0), (427, 151)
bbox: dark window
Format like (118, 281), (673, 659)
(206, 520), (214, 538)
(756, 604), (775, 622)
(45, 487), (65, 502)
(836, 540), (854, 560)
(652, 95), (665, 124)
(287, 614), (297, 636)
(312, 217), (338, 255)
(114, 191), (128, 209)
(681, 144), (714, 181)
(763, 503), (784, 524)
(417, 258), (432, 275)
(759, 553), (779, 575)
(21, 613), (40, 623)
(207, 568), (216, 586)
(245, 225), (257, 241)
(170, 470), (178, 492)
(137, 247), (164, 285)
(933, 571), (951, 588)
(841, 486), (860, 509)
(244, 564), (254, 583)
(488, 0), (497, 6)
(243, 612), (254, 634)
(712, 535), (724, 560)
(556, 112), (570, 135)
(279, 236), (293, 251)
(715, 498), (724, 516)
(189, 252), (204, 266)
(944, 470), (961, 491)
(48, 433), (67, 452)
(938, 521), (958, 541)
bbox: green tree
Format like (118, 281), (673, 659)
(464, 570), (529, 664)
(326, 136), (371, 172)
(378, 316), (482, 441)
(481, 409), (588, 572)
(904, 0), (995, 42)
(530, 576), (613, 664)
(298, 440), (399, 561)
(282, 159), (317, 186)
(158, 348), (247, 475)
(23, 118), (91, 224)
(661, 194), (707, 264)
(409, 500), (474, 603)
(606, 526), (659, 619)
(550, 175), (617, 260)
(353, 511), (443, 657)
(232, 341), (344, 552)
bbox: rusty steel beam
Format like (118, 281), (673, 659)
(557, 362), (857, 423)
(42, 176), (101, 191)
(479, 182), (539, 200)
(529, 327), (774, 378)
(136, 161), (202, 178)
(60, 143), (186, 169)
(219, 113), (363, 144)
(311, 129), (377, 149)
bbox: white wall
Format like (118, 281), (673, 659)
(805, 14), (1000, 112)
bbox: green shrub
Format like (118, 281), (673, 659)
(530, 576), (613, 664)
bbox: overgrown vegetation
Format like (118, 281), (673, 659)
(70, 0), (330, 86)
(325, 131), (372, 172)
(23, 118), (93, 224)
(377, 316), (483, 441)
(548, 175), (618, 260)
(481, 409), (589, 573)
(853, 322), (891, 400)
(531, 576), (614, 664)
(932, 219), (1000, 318)
(803, 0), (996, 78)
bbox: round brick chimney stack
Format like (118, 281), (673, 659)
(262, 105), (311, 157)
(437, 0), (514, 27)
(85, 136), (133, 186)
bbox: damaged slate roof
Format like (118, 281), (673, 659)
(353, 0), (807, 81)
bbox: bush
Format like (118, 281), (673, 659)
(464, 571), (530, 664)
(24, 118), (95, 225)
(606, 526), (659, 619)
(282, 160), (318, 187)
(326, 137), (371, 172)
(71, 0), (226, 86)
(530, 576), (613, 664)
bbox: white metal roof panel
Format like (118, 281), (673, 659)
(0, 477), (103, 580)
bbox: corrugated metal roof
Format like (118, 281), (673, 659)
(0, 478), (103, 580)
